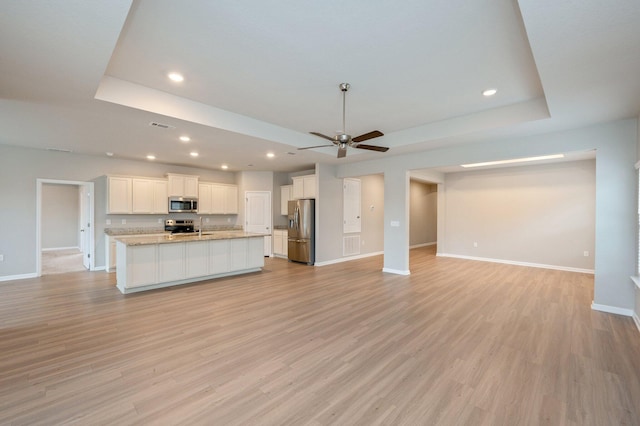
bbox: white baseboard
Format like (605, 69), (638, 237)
(382, 268), (411, 276)
(409, 242), (436, 249)
(591, 302), (634, 317)
(42, 246), (81, 252)
(437, 253), (594, 274)
(315, 251), (384, 267)
(0, 272), (38, 282)
(634, 312), (640, 333)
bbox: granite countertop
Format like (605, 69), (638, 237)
(105, 226), (242, 236)
(115, 231), (267, 246)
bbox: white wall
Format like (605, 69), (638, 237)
(335, 118), (637, 313)
(0, 145), (237, 277)
(441, 160), (595, 271)
(409, 180), (437, 247)
(41, 183), (80, 249)
(359, 174), (385, 255)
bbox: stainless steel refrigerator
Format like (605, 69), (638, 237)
(288, 199), (315, 265)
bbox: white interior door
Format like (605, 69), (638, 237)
(245, 191), (272, 256)
(344, 178), (362, 233)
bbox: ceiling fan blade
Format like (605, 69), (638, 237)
(310, 132), (336, 142)
(298, 144), (335, 150)
(354, 144), (389, 153)
(337, 146), (347, 158)
(352, 130), (384, 143)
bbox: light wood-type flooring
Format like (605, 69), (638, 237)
(1, 246), (639, 425)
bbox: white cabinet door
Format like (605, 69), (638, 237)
(280, 185), (292, 215)
(303, 175), (316, 198)
(211, 184), (226, 214)
(292, 175), (316, 199)
(128, 245), (157, 287)
(273, 230), (288, 257)
(153, 180), (168, 214)
(132, 179), (153, 213)
(186, 241), (209, 278)
(247, 237), (266, 268)
(229, 239), (247, 271)
(225, 185), (238, 214)
(292, 177), (304, 199)
(108, 177), (132, 214)
(210, 240), (230, 274)
(167, 174), (199, 197)
(198, 183), (213, 214)
(273, 230), (283, 255)
(184, 176), (199, 198)
(168, 174), (185, 197)
(132, 178), (168, 214)
(158, 243), (185, 282)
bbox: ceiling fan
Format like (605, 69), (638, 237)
(299, 83), (389, 158)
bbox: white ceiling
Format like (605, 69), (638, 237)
(1, 0), (639, 173)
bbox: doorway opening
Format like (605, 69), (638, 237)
(36, 179), (95, 276)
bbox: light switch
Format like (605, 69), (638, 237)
(390, 221), (400, 227)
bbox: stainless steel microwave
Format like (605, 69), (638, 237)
(168, 197), (198, 213)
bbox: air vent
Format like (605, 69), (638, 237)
(149, 121), (175, 130)
(47, 148), (72, 153)
(343, 235), (361, 256)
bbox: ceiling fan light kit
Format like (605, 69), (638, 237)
(300, 83), (389, 158)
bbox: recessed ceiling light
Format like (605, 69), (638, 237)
(179, 136), (190, 142)
(146, 154), (156, 160)
(221, 164), (229, 170)
(168, 72), (184, 82)
(105, 152), (114, 157)
(461, 154), (565, 168)
(190, 151), (199, 157)
(482, 88), (497, 97)
(267, 152), (275, 158)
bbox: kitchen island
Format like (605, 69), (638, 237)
(115, 231), (265, 294)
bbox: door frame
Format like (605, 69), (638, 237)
(36, 179), (95, 276)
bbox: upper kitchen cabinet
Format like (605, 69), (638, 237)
(292, 174), (316, 199)
(280, 185), (292, 215)
(132, 178), (168, 214)
(105, 175), (168, 214)
(107, 176), (132, 214)
(167, 173), (199, 198)
(198, 182), (238, 214)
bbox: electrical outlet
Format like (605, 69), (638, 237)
(106, 219), (111, 225)
(0, 254), (4, 262)
(206, 218), (210, 223)
(583, 251), (589, 257)
(121, 219), (126, 225)
(473, 242), (478, 247)
(158, 218), (162, 224)
(227, 218), (231, 223)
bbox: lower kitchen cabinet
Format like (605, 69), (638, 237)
(127, 245), (157, 288)
(273, 229), (288, 258)
(186, 241), (209, 278)
(116, 235), (265, 293)
(158, 243), (186, 282)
